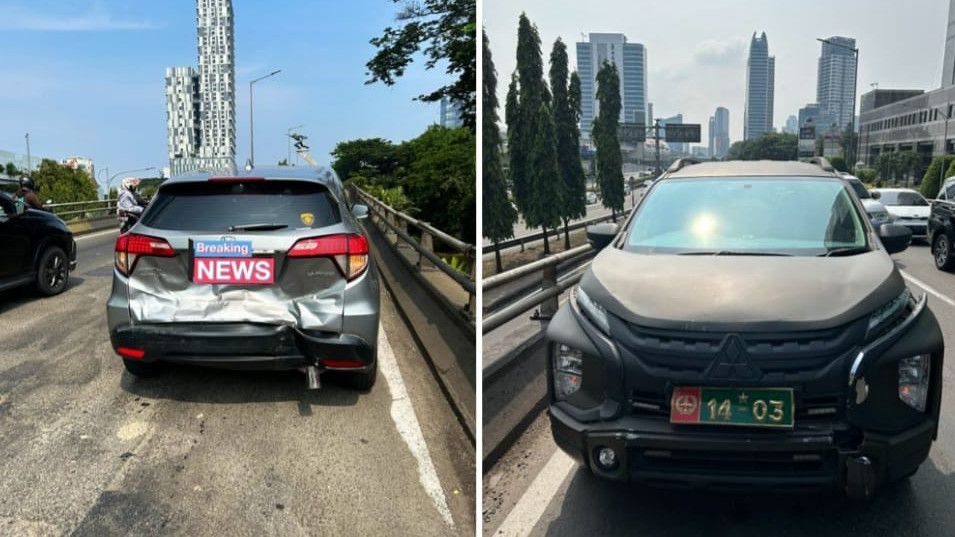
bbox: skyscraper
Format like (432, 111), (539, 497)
(166, 0), (235, 175)
(943, 0), (955, 87)
(439, 96), (464, 129)
(816, 36), (857, 129)
(575, 33), (647, 143)
(660, 114), (685, 154)
(708, 107), (730, 158)
(784, 115), (798, 134)
(744, 32), (775, 140)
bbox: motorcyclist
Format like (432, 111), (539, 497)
(117, 177), (147, 233)
(14, 177), (46, 211)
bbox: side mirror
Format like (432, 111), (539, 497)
(587, 223), (619, 250)
(870, 191), (881, 200)
(351, 203), (369, 220)
(878, 223), (912, 254)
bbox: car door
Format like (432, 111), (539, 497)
(0, 194), (32, 280)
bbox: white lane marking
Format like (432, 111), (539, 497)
(75, 228), (118, 241)
(378, 328), (454, 527)
(900, 270), (955, 309)
(493, 449), (575, 536)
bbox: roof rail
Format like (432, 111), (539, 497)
(806, 157), (835, 172)
(666, 158), (701, 174)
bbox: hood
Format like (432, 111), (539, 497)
(885, 205), (929, 219)
(582, 247), (905, 332)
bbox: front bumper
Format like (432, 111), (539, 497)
(546, 289), (944, 497)
(897, 220), (928, 237)
(109, 322), (376, 372)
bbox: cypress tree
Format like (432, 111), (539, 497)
(482, 30), (517, 273)
(594, 61), (624, 220)
(510, 13), (560, 254)
(549, 38), (587, 249)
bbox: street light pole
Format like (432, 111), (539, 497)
(107, 167), (156, 199)
(248, 69), (281, 168)
(287, 124), (304, 165)
(25, 133), (31, 175)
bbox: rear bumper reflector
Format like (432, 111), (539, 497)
(116, 347), (146, 359)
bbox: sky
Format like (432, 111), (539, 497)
(483, 0), (952, 144)
(0, 0), (452, 191)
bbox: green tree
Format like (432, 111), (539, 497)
(726, 133), (797, 161)
(920, 155), (955, 198)
(366, 0), (476, 131)
(32, 159), (98, 204)
(4, 162), (19, 177)
(829, 155), (847, 172)
(593, 61), (624, 219)
(330, 138), (405, 184)
(482, 29), (518, 272)
(549, 38), (585, 249)
(509, 13), (561, 254)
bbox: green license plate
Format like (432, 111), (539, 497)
(670, 386), (795, 429)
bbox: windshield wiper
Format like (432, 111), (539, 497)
(227, 223), (289, 232)
(820, 246), (870, 257)
(677, 250), (793, 256)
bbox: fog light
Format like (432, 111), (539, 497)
(899, 355), (930, 412)
(553, 344), (583, 400)
(595, 446), (618, 470)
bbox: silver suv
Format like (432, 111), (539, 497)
(106, 166), (380, 389)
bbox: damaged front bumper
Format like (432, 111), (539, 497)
(109, 322), (376, 372)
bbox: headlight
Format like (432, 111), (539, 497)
(553, 344), (583, 400)
(575, 286), (610, 333)
(899, 355), (931, 412)
(867, 289), (912, 338)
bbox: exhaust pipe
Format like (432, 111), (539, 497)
(305, 365), (321, 390)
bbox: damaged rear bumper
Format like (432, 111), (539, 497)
(109, 322), (375, 372)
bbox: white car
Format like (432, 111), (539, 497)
(872, 188), (930, 238)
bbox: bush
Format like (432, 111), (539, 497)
(829, 156), (847, 172)
(920, 155), (955, 199)
(854, 167), (877, 183)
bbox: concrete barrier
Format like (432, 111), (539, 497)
(67, 216), (116, 236)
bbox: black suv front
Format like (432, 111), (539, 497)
(546, 160), (944, 498)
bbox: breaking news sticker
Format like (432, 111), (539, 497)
(193, 239), (253, 258)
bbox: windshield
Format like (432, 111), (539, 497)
(623, 177), (868, 256)
(877, 190), (928, 206)
(847, 179), (871, 199)
(141, 180), (341, 232)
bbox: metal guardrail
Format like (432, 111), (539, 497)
(486, 211), (616, 254)
(47, 198), (117, 220)
(350, 185), (476, 320)
(482, 243), (595, 333)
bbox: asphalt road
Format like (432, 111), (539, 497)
(484, 241), (955, 537)
(0, 229), (474, 536)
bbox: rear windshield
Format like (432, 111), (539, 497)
(141, 180), (341, 232)
(877, 191), (928, 207)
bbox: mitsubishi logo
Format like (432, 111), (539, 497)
(703, 334), (761, 380)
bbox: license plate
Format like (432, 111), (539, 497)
(670, 387), (794, 429)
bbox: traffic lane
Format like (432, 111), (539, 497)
(0, 233), (471, 536)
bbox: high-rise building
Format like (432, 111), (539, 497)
(784, 115), (798, 134)
(165, 66), (201, 174)
(576, 33), (647, 143)
(659, 114), (686, 154)
(708, 107), (730, 158)
(439, 96), (464, 129)
(166, 0), (235, 175)
(744, 32), (775, 140)
(943, 0), (955, 87)
(817, 36), (857, 129)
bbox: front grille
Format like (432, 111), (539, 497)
(632, 447), (837, 478)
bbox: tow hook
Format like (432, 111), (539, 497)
(305, 365), (321, 390)
(845, 455), (876, 499)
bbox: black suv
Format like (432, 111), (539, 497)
(547, 159), (943, 498)
(928, 176), (955, 270)
(0, 191), (77, 296)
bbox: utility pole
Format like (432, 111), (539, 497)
(653, 119), (662, 176)
(25, 133), (31, 175)
(248, 69), (281, 168)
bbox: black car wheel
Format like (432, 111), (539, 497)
(122, 358), (161, 378)
(36, 246), (69, 296)
(933, 234), (955, 271)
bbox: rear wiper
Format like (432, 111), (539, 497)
(820, 246), (870, 257)
(227, 223), (289, 232)
(678, 251), (793, 256)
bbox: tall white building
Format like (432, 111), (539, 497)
(575, 33), (647, 144)
(166, 0), (235, 175)
(816, 36), (857, 129)
(744, 32), (775, 140)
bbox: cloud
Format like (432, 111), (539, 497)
(0, 4), (160, 31)
(694, 38), (746, 66)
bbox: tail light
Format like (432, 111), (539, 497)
(115, 233), (176, 276)
(288, 233), (369, 281)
